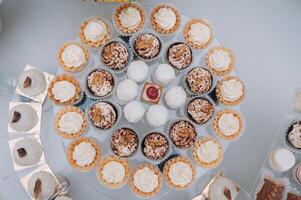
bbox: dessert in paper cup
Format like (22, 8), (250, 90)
(113, 2), (145, 36)
(167, 118), (197, 150)
(163, 156), (195, 190)
(96, 155), (130, 189)
(110, 126), (139, 159)
(130, 30), (163, 62)
(57, 41), (89, 73)
(79, 16), (112, 48)
(150, 4), (181, 35)
(82, 66), (117, 101)
(141, 131), (171, 165)
(54, 106), (87, 139)
(66, 137), (101, 172)
(165, 41), (193, 71)
(99, 39), (133, 74)
(86, 100), (121, 130)
(48, 74), (82, 106)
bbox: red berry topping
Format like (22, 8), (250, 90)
(146, 86), (159, 100)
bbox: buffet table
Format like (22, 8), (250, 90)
(0, 0), (301, 199)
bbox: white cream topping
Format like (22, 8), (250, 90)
(52, 81), (76, 102)
(58, 112), (83, 134)
(72, 142), (96, 167)
(154, 7), (176, 30)
(119, 7), (141, 29)
(84, 19), (107, 42)
(188, 22), (211, 45)
(101, 161), (125, 184)
(221, 79), (243, 102)
(61, 45), (86, 68)
(209, 49), (231, 70)
(197, 140), (219, 163)
(168, 162), (193, 187)
(218, 113), (240, 136)
(133, 167), (158, 193)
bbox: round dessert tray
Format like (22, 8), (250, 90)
(45, 5), (242, 200)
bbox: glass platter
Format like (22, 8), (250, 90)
(46, 5), (241, 200)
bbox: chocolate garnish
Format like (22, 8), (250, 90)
(11, 111), (21, 123)
(33, 178), (42, 199)
(23, 76), (32, 88)
(224, 188), (232, 200)
(17, 148), (27, 158)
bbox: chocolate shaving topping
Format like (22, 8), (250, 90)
(224, 188), (232, 200)
(17, 147), (27, 158)
(33, 178), (42, 199)
(23, 76), (32, 88)
(11, 111), (21, 123)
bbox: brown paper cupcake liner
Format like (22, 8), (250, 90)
(99, 38), (133, 74)
(54, 106), (87, 139)
(205, 46), (235, 76)
(212, 109), (244, 141)
(215, 76), (245, 106)
(109, 125), (139, 160)
(163, 156), (195, 190)
(48, 74), (82, 106)
(96, 155), (130, 189)
(86, 99), (122, 131)
(180, 95), (216, 127)
(183, 18), (214, 49)
(150, 4), (181, 35)
(113, 3), (146, 36)
(141, 130), (172, 165)
(129, 29), (164, 63)
(57, 42), (89, 73)
(182, 67), (216, 96)
(66, 137), (101, 172)
(79, 16), (113, 48)
(192, 136), (223, 169)
(81, 66), (118, 101)
(129, 163), (162, 198)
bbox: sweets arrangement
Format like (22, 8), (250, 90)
(6, 3), (247, 199)
(252, 90), (301, 199)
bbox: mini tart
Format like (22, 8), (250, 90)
(48, 74), (81, 106)
(216, 76), (245, 106)
(54, 106), (87, 139)
(163, 156), (195, 190)
(206, 46), (235, 76)
(130, 163), (162, 198)
(67, 137), (101, 172)
(183, 18), (213, 49)
(213, 109), (243, 141)
(57, 42), (89, 72)
(114, 3), (145, 35)
(192, 136), (223, 169)
(96, 155), (130, 189)
(150, 4), (181, 34)
(79, 17), (112, 48)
